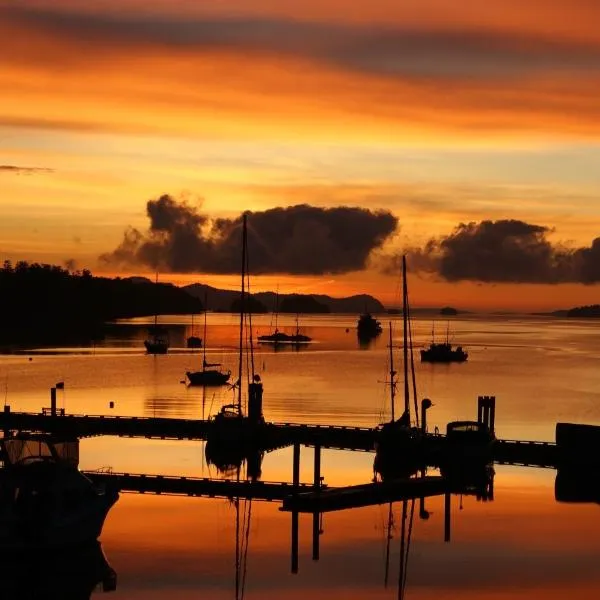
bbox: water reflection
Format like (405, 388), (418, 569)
(0, 541), (116, 599)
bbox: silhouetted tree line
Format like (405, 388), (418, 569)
(566, 304), (600, 318)
(0, 261), (203, 345)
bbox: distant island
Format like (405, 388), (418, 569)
(440, 306), (458, 316)
(566, 305), (600, 318)
(536, 304), (600, 318)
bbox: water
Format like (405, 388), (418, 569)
(1, 313), (600, 598)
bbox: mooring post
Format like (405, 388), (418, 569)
(421, 398), (432, 434)
(477, 396), (483, 423)
(50, 387), (57, 417)
(293, 442), (300, 489)
(312, 511), (320, 561)
(3, 405), (9, 438)
(313, 444), (321, 489)
(489, 396), (496, 435)
(444, 493), (451, 542)
(291, 442), (301, 574)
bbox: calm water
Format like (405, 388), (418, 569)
(2, 313), (600, 598)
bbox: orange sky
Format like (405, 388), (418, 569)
(2, 1), (600, 310)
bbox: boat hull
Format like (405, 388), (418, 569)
(186, 369), (231, 386)
(144, 340), (169, 354)
(420, 349), (468, 363)
(0, 487), (118, 550)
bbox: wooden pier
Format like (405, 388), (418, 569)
(0, 397), (600, 468)
(0, 408), (563, 469)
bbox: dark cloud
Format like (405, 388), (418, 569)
(101, 195), (398, 274)
(0, 165), (53, 174)
(402, 219), (600, 284)
(5, 6), (600, 81)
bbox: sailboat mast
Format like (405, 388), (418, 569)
(154, 272), (158, 328)
(389, 322), (395, 422)
(402, 255), (409, 416)
(203, 291), (208, 368)
(237, 214), (247, 413)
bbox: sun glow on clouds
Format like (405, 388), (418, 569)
(2, 1), (600, 308)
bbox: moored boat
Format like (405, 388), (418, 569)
(420, 323), (467, 363)
(186, 294), (231, 386)
(0, 434), (118, 549)
(357, 312), (383, 339)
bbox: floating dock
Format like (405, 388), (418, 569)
(85, 471), (321, 501)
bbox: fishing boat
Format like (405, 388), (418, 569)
(374, 256), (424, 480)
(420, 322), (467, 363)
(144, 274), (170, 354)
(356, 312), (383, 339)
(186, 294), (231, 386)
(0, 434), (118, 549)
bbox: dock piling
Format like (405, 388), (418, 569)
(444, 493), (451, 542)
(50, 387), (57, 417)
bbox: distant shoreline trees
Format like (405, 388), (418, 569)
(0, 261), (202, 346)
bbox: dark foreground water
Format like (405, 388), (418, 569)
(1, 313), (600, 598)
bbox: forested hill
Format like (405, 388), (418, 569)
(0, 262), (202, 345)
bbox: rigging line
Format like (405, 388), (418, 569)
(237, 215), (247, 414)
(384, 502), (393, 588)
(240, 499), (253, 598)
(402, 255), (410, 417)
(397, 499), (408, 600)
(235, 464), (242, 600)
(407, 301), (420, 428)
(402, 498), (416, 598)
(245, 257), (255, 381)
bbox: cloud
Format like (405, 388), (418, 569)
(0, 165), (53, 174)
(401, 219), (600, 284)
(101, 195), (398, 274)
(5, 6), (600, 82)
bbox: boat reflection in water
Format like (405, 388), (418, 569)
(0, 540), (116, 599)
(0, 434), (119, 549)
(205, 438), (264, 481)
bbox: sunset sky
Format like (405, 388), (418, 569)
(2, 0), (600, 310)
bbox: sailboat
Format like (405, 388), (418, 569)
(186, 293), (231, 386)
(186, 312), (202, 349)
(144, 273), (170, 354)
(374, 255), (423, 480)
(258, 293), (312, 346)
(209, 213), (265, 431)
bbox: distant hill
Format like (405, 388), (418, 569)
(184, 283), (384, 314)
(387, 306), (468, 316)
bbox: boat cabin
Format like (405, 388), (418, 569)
(446, 420), (493, 442)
